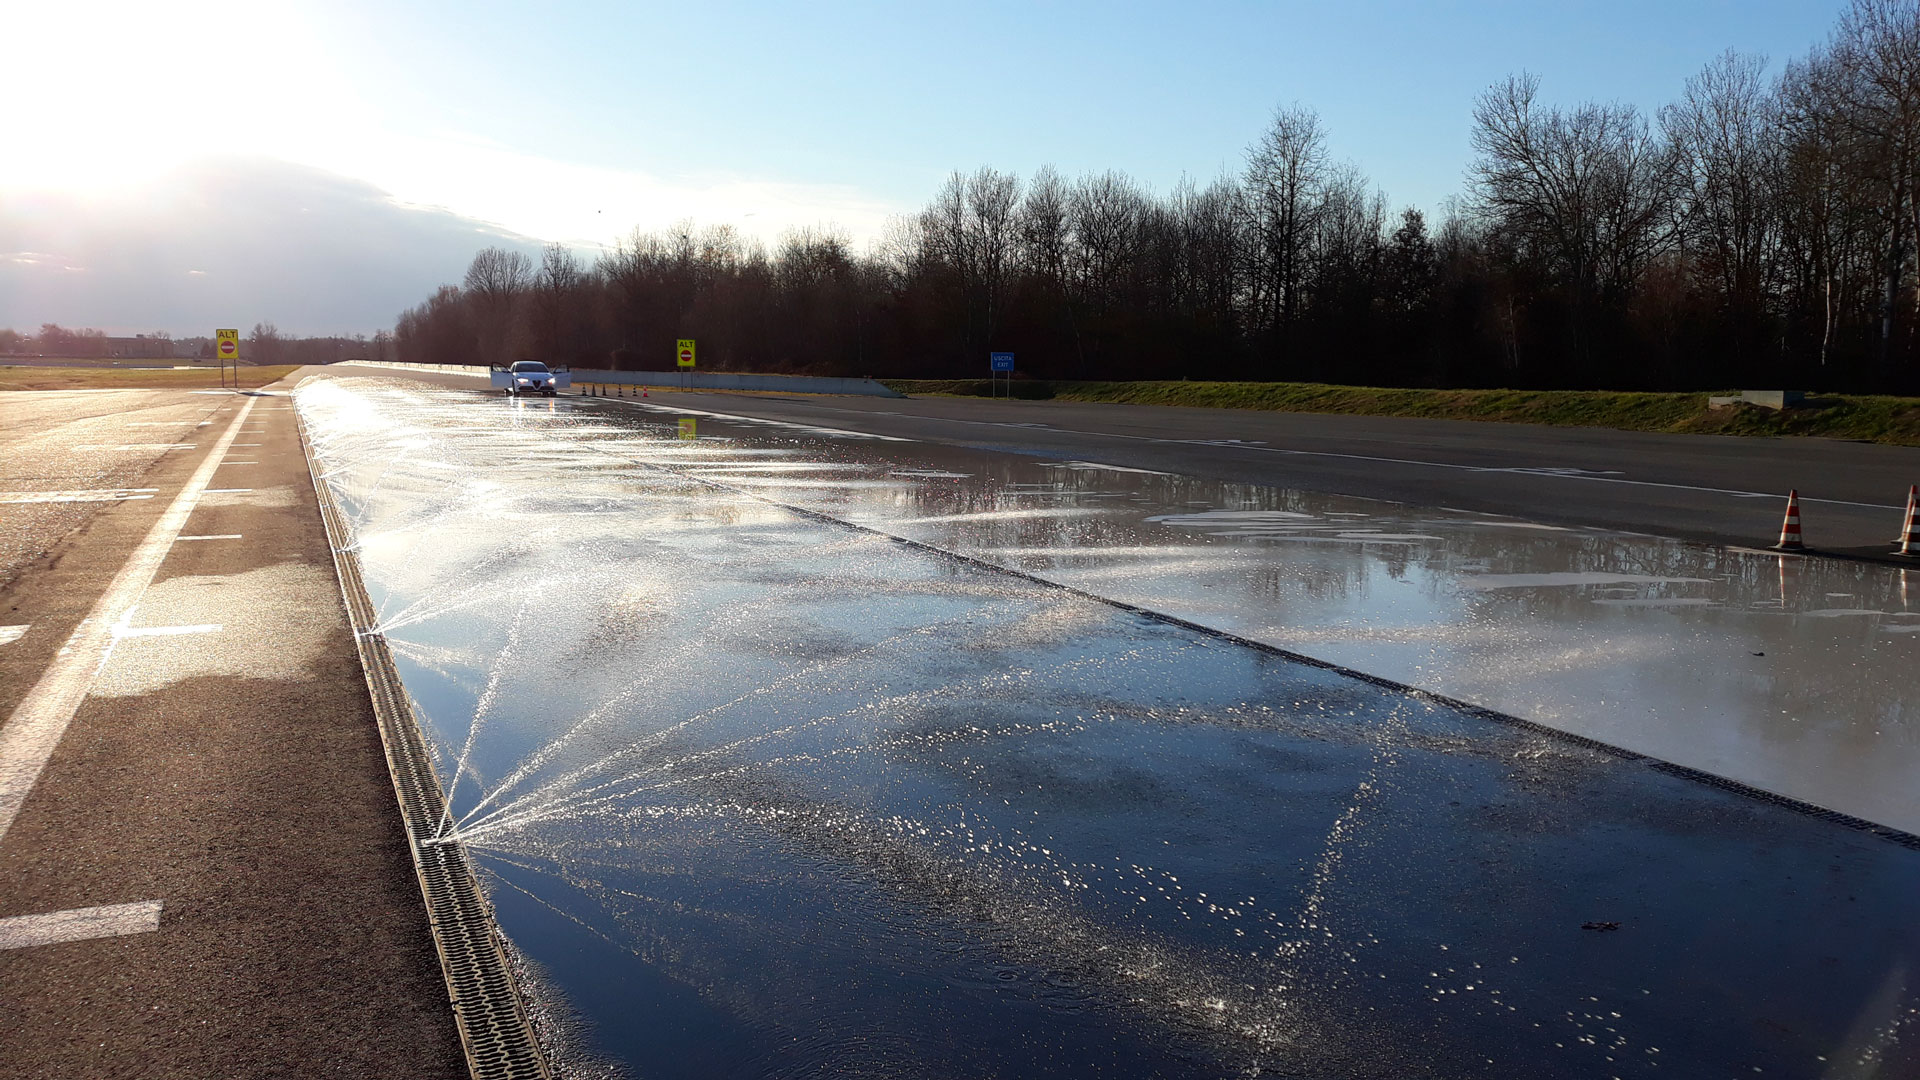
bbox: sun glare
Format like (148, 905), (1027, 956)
(7, 0), (351, 194)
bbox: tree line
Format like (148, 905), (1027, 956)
(397, 1), (1920, 393)
(0, 323), (394, 365)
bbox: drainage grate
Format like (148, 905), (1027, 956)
(299, 406), (552, 1080)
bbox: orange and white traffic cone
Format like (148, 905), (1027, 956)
(1898, 484), (1920, 556)
(1775, 489), (1806, 552)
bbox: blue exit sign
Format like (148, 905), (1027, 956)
(990, 352), (1015, 372)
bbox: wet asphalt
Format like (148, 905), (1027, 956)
(600, 381), (1920, 563)
(299, 375), (1920, 1079)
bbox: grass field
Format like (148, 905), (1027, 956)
(0, 364), (301, 392)
(880, 378), (1920, 447)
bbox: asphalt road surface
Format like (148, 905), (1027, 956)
(295, 373), (1920, 1079)
(342, 365), (1920, 564)
(438, 379), (1911, 564)
(0, 383), (464, 1079)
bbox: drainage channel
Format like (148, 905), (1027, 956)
(298, 406), (552, 1080)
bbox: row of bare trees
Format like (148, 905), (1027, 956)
(395, 1), (1920, 392)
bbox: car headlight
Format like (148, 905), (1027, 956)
(517, 378), (531, 384)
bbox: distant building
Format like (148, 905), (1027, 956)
(104, 335), (176, 359)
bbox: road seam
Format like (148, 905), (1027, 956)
(596, 440), (1920, 852)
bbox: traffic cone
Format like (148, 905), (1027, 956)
(1775, 489), (1806, 552)
(1898, 485), (1920, 556)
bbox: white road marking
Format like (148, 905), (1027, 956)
(202, 488), (253, 493)
(776, 404), (1911, 511)
(112, 623), (221, 638)
(231, 443), (262, 447)
(0, 490), (158, 505)
(175, 534), (242, 541)
(221, 461), (259, 465)
(0, 396), (258, 844)
(0, 626), (26, 646)
(0, 901), (163, 951)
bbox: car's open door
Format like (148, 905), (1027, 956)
(552, 364), (572, 390)
(488, 363), (512, 390)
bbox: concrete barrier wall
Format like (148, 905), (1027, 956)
(337, 361), (902, 398)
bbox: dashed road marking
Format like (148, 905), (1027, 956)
(0, 626), (26, 646)
(112, 623), (221, 638)
(0, 396), (258, 844)
(0, 901), (163, 951)
(776, 403), (1913, 512)
(0, 489), (158, 504)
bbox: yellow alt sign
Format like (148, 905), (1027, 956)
(676, 338), (696, 368)
(677, 417), (697, 440)
(215, 328), (239, 360)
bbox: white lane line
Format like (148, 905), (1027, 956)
(221, 461), (259, 465)
(112, 623), (221, 638)
(0, 901), (163, 951)
(1210, 442), (1910, 510)
(176, 534), (242, 541)
(231, 443), (262, 447)
(0, 490), (158, 505)
(0, 396), (258, 844)
(776, 404), (1911, 511)
(768, 401), (1920, 511)
(0, 626), (26, 646)
(203, 488), (253, 493)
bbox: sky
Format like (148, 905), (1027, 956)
(1, 0), (1853, 335)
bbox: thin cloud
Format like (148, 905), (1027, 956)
(0, 158), (542, 336)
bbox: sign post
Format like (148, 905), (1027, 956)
(989, 352), (1014, 398)
(215, 329), (240, 388)
(676, 338), (696, 392)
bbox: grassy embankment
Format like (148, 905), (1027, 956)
(880, 379), (1920, 447)
(0, 364), (301, 391)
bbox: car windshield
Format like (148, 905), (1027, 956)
(510, 361), (548, 373)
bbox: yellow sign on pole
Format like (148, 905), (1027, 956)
(676, 338), (696, 369)
(215, 329), (239, 361)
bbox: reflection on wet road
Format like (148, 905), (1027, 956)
(299, 378), (1920, 1079)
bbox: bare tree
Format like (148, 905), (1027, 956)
(1470, 74), (1682, 365)
(1244, 105), (1329, 347)
(248, 322), (283, 364)
(1829, 0), (1920, 364)
(463, 246), (533, 364)
(1664, 50), (1780, 339)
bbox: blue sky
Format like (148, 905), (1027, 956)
(2, 0), (1856, 332)
(313, 0), (1846, 232)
